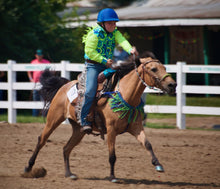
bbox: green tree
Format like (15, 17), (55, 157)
(0, 0), (86, 63)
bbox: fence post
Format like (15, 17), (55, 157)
(7, 60), (17, 123)
(61, 60), (70, 80)
(176, 62), (186, 129)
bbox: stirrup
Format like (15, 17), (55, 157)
(81, 125), (92, 134)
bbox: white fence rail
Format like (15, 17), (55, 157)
(0, 60), (220, 129)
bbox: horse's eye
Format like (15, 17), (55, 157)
(151, 68), (157, 72)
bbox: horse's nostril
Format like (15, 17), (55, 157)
(168, 82), (177, 89)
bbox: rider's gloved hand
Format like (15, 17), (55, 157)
(130, 46), (139, 56)
(106, 59), (113, 68)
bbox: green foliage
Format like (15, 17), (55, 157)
(0, 0), (86, 63)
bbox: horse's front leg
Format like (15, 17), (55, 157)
(130, 127), (164, 172)
(107, 129), (118, 182)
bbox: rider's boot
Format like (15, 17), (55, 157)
(81, 125), (92, 134)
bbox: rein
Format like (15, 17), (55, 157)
(133, 55), (171, 90)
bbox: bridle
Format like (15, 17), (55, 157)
(133, 54), (171, 89)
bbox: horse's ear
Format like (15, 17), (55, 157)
(140, 51), (157, 59)
(135, 57), (141, 67)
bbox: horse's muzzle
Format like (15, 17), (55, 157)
(167, 82), (177, 94)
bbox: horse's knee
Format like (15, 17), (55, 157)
(63, 145), (71, 159)
(28, 157), (35, 169)
(145, 140), (160, 166)
(38, 135), (41, 143)
(37, 135), (47, 148)
(109, 151), (116, 165)
(145, 140), (152, 151)
(26, 136), (42, 171)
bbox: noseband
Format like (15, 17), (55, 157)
(133, 55), (171, 89)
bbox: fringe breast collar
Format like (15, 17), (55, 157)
(104, 91), (144, 123)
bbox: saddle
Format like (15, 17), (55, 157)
(74, 72), (114, 139)
(74, 60), (133, 139)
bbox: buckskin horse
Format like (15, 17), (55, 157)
(24, 56), (176, 182)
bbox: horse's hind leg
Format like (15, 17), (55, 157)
(63, 120), (85, 179)
(24, 113), (65, 173)
(130, 127), (164, 172)
(107, 129), (118, 182)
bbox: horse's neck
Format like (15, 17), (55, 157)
(118, 68), (146, 107)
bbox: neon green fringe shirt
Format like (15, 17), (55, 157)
(82, 25), (132, 65)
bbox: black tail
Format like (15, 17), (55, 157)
(39, 69), (69, 114)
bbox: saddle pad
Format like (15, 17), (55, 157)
(67, 84), (78, 103)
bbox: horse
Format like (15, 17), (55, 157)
(24, 56), (176, 182)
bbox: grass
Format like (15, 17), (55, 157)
(145, 122), (176, 129)
(16, 115), (46, 123)
(0, 111), (46, 123)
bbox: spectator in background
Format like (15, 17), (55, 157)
(0, 71), (5, 114)
(27, 49), (50, 116)
(113, 45), (129, 62)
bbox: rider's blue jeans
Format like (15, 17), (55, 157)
(81, 62), (106, 126)
(81, 62), (117, 126)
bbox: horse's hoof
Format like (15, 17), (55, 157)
(111, 178), (119, 183)
(109, 176), (119, 183)
(69, 174), (78, 180)
(24, 167), (31, 173)
(155, 165), (164, 172)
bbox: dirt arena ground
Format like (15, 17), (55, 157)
(0, 117), (220, 189)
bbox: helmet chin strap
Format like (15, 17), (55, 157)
(100, 22), (109, 34)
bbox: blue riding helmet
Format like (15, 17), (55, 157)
(97, 8), (119, 22)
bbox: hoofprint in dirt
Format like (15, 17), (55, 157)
(0, 122), (219, 189)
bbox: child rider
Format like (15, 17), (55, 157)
(81, 8), (139, 134)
